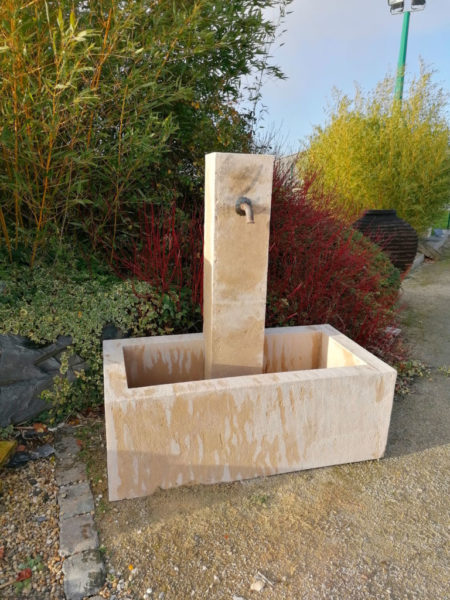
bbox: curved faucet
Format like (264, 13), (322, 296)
(235, 197), (255, 224)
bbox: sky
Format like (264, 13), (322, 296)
(257, 0), (450, 153)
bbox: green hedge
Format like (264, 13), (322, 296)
(0, 246), (200, 421)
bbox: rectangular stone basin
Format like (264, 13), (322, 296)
(104, 324), (396, 501)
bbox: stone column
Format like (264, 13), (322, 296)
(203, 152), (274, 379)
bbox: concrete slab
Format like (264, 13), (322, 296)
(418, 231), (450, 260)
(62, 550), (105, 600)
(54, 435), (81, 459)
(58, 481), (94, 519)
(59, 513), (99, 557)
(55, 462), (88, 486)
(390, 254), (450, 457)
(400, 257), (450, 366)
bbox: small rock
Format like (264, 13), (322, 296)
(250, 579), (265, 592)
(29, 443), (55, 459)
(35, 515), (47, 523)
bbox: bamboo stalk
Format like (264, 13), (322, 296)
(86, 8), (113, 149)
(30, 135), (54, 266)
(0, 205), (12, 259)
(10, 10), (22, 245)
(109, 83), (129, 261)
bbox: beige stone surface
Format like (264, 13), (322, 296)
(104, 325), (396, 501)
(203, 152), (274, 379)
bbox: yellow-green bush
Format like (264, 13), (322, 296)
(301, 67), (450, 233)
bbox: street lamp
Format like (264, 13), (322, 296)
(387, 0), (426, 101)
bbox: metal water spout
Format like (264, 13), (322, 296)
(236, 197), (255, 224)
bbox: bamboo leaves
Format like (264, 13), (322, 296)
(0, 0), (291, 261)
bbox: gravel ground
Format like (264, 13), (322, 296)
(0, 452), (65, 599)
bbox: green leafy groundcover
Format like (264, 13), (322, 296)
(0, 246), (201, 422)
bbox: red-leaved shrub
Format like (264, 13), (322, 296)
(113, 165), (401, 360)
(114, 203), (203, 308)
(266, 166), (401, 359)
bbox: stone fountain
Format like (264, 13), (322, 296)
(104, 153), (396, 501)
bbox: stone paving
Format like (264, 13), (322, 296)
(55, 430), (105, 600)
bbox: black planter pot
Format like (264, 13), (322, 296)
(353, 209), (418, 274)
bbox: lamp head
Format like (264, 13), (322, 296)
(387, 1), (405, 14)
(411, 0), (426, 11)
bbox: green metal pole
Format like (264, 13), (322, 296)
(394, 10), (411, 102)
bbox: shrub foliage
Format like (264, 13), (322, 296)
(266, 167), (401, 358)
(0, 246), (200, 419)
(113, 203), (204, 308)
(0, 167), (401, 421)
(301, 68), (450, 233)
(114, 165), (402, 359)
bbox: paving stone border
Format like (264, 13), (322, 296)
(55, 428), (105, 600)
